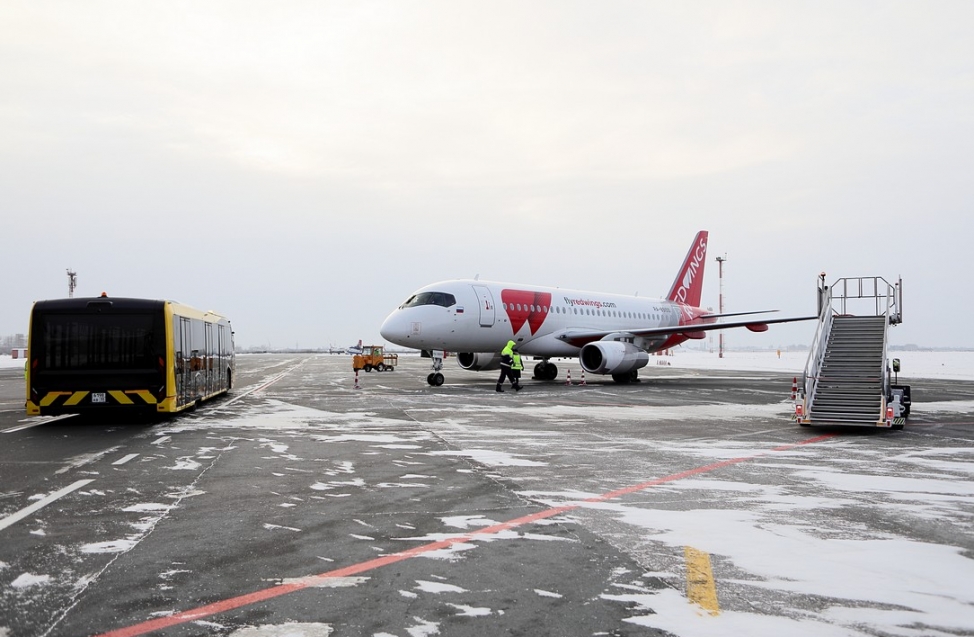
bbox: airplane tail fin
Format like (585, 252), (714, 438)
(666, 231), (709, 307)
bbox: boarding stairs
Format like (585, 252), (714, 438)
(798, 277), (904, 428)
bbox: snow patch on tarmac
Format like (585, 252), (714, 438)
(229, 623), (333, 637)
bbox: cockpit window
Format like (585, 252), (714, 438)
(400, 291), (456, 309)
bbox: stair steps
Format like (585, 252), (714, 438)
(807, 316), (887, 426)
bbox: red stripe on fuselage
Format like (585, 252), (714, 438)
(501, 289), (551, 336)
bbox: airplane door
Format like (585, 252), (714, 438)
(472, 285), (495, 327)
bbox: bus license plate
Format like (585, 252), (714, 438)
(91, 392), (107, 404)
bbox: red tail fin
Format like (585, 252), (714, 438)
(666, 231), (709, 307)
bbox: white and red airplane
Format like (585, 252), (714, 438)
(380, 230), (815, 386)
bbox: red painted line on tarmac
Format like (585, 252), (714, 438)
(92, 433), (837, 637)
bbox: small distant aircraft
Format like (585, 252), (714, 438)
(346, 340), (364, 356)
(380, 230), (817, 386)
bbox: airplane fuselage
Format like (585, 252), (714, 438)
(379, 280), (706, 357)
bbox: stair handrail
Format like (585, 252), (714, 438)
(878, 277), (900, 416)
(801, 283), (834, 409)
(881, 311), (891, 419)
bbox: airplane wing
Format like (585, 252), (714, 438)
(555, 314), (819, 348)
(698, 309), (779, 320)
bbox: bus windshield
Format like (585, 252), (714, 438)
(33, 313), (165, 371)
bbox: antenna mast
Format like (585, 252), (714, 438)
(715, 255), (726, 359)
(67, 269), (77, 298)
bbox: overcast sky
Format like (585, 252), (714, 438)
(2, 2), (971, 350)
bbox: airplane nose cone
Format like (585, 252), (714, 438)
(379, 311), (409, 345)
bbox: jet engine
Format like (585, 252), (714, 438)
(457, 352), (502, 371)
(579, 341), (649, 376)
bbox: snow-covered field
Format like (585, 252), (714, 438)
(0, 355), (27, 370)
(4, 349), (972, 380)
(648, 349), (974, 381)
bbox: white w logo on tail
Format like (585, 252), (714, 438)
(667, 231), (709, 308)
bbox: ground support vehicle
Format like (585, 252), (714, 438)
(352, 345), (398, 372)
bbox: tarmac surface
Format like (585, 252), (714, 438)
(1, 353), (973, 637)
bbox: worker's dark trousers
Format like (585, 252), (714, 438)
(497, 367), (516, 387)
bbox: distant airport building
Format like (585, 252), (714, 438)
(11, 348), (27, 359)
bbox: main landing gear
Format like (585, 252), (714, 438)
(533, 360), (558, 381)
(612, 370), (640, 384)
(427, 350), (445, 386)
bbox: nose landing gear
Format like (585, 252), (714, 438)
(427, 350), (445, 386)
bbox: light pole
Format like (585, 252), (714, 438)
(716, 255), (726, 358)
(66, 269), (77, 298)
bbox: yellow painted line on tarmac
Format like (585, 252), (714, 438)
(685, 546), (720, 616)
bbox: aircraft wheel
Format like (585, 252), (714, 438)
(432, 372), (444, 386)
(535, 363), (558, 381)
(612, 373), (630, 384)
(427, 373), (435, 385)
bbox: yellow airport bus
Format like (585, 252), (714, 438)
(26, 296), (234, 416)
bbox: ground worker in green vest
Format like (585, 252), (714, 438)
(511, 347), (524, 389)
(496, 340), (522, 392)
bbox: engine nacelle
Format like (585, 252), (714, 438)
(457, 352), (502, 371)
(579, 341), (650, 375)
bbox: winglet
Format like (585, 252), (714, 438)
(667, 231), (709, 307)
